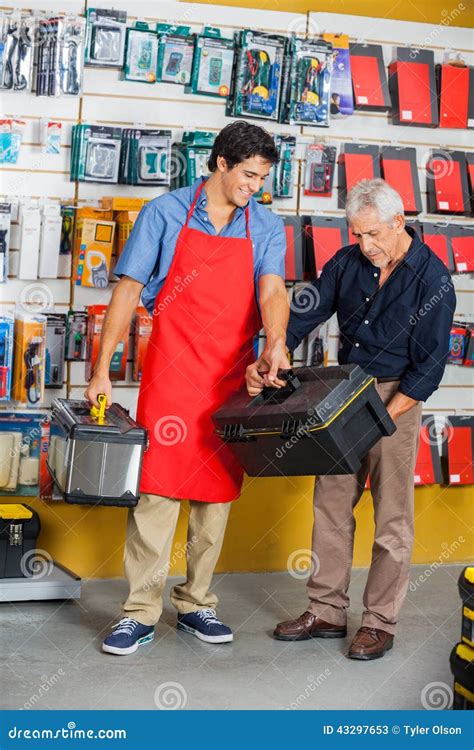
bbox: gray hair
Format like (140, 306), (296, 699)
(345, 178), (405, 224)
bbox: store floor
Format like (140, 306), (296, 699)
(0, 563), (465, 711)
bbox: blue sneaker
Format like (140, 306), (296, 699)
(102, 617), (154, 655)
(177, 608), (233, 643)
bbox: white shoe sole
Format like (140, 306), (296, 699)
(102, 632), (154, 655)
(177, 621), (233, 643)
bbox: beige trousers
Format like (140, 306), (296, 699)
(307, 380), (423, 635)
(122, 494), (232, 626)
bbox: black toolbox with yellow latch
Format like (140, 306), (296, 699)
(0, 504), (41, 578)
(450, 642), (474, 697)
(213, 364), (396, 476)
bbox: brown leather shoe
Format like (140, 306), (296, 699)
(347, 627), (394, 660)
(273, 611), (347, 641)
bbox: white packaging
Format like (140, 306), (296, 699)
(0, 203), (12, 283)
(38, 204), (62, 278)
(18, 204), (41, 280)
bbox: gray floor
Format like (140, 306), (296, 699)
(0, 563), (466, 710)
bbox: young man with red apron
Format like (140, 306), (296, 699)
(85, 122), (290, 655)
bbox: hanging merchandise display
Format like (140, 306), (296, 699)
(322, 33), (354, 116)
(11, 312), (46, 407)
(0, 13), (34, 92)
(132, 307), (153, 382)
(421, 222), (455, 271)
(17, 203), (41, 281)
(442, 416), (474, 485)
(349, 42), (391, 111)
(40, 119), (62, 155)
(71, 124), (122, 184)
(273, 135), (296, 199)
(281, 216), (305, 282)
(156, 24), (194, 85)
(254, 168), (274, 204)
(464, 327), (474, 368)
(0, 313), (14, 401)
(426, 150), (471, 215)
(85, 8), (127, 68)
(45, 314), (66, 389)
(305, 216), (349, 278)
(0, 415), (50, 497)
(187, 26), (234, 97)
(226, 29), (285, 121)
(65, 309), (87, 361)
(0, 117), (25, 164)
(123, 22), (159, 83)
(448, 323), (469, 365)
(389, 47), (439, 127)
(170, 131), (215, 189)
(36, 15), (85, 97)
(38, 204), (62, 278)
(450, 224), (474, 273)
(73, 208), (115, 289)
(280, 36), (332, 127)
(380, 146), (422, 215)
(304, 143), (337, 197)
(338, 143), (381, 207)
(85, 305), (127, 381)
(413, 415), (444, 485)
(119, 128), (172, 186)
(0, 203), (12, 283)
(437, 59), (471, 129)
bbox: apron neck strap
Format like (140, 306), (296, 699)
(185, 179), (251, 240)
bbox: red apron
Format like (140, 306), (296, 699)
(137, 182), (261, 503)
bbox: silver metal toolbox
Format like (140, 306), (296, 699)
(47, 397), (147, 507)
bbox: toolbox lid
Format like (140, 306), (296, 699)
(213, 365), (374, 437)
(51, 399), (148, 444)
(0, 504), (33, 520)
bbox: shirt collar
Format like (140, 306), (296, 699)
(191, 176), (246, 215)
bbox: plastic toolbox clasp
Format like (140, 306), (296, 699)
(223, 424), (256, 443)
(9, 523), (22, 546)
(280, 419), (308, 440)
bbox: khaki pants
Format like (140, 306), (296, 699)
(123, 494), (232, 626)
(307, 381), (423, 635)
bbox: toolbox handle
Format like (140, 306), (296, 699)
(89, 393), (107, 424)
(255, 368), (301, 403)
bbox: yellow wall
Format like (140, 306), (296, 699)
(9, 477), (472, 579)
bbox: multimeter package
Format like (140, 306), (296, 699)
(0, 13), (35, 92)
(274, 135), (296, 199)
(280, 36), (333, 127)
(123, 22), (159, 83)
(188, 26), (235, 97)
(304, 143), (337, 197)
(156, 24), (194, 85)
(85, 8), (127, 68)
(36, 15), (85, 97)
(170, 131), (215, 189)
(71, 124), (122, 183)
(120, 128), (172, 186)
(227, 29), (286, 121)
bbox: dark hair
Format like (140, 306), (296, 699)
(208, 121), (279, 172)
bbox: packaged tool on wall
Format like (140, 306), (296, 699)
(322, 33), (354, 116)
(41, 119), (62, 155)
(119, 128), (172, 186)
(11, 313), (47, 407)
(85, 8), (127, 68)
(123, 22), (159, 83)
(442, 415), (474, 486)
(18, 203), (41, 280)
(156, 24), (194, 85)
(65, 309), (87, 361)
(132, 307), (153, 382)
(426, 150), (471, 215)
(71, 124), (122, 183)
(338, 143), (381, 207)
(36, 15), (85, 97)
(273, 135), (296, 199)
(73, 208), (115, 289)
(448, 323), (469, 365)
(86, 305), (128, 381)
(349, 42), (391, 112)
(38, 204), (62, 278)
(389, 47), (438, 127)
(0, 13), (34, 92)
(304, 143), (337, 197)
(0, 313), (14, 401)
(187, 26), (234, 97)
(280, 36), (332, 127)
(450, 224), (474, 273)
(0, 203), (12, 283)
(227, 29), (285, 121)
(47, 395), (147, 507)
(0, 414), (50, 497)
(0, 117), (25, 164)
(170, 131), (215, 189)
(381, 146), (422, 215)
(45, 314), (66, 389)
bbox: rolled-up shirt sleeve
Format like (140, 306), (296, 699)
(399, 276), (456, 401)
(114, 202), (164, 285)
(258, 216), (286, 279)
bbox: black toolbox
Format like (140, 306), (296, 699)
(47, 397), (147, 507)
(0, 504), (41, 578)
(213, 364), (396, 476)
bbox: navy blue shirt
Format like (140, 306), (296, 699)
(287, 228), (456, 402)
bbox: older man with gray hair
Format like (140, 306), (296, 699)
(246, 178), (456, 660)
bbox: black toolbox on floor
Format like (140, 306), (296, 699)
(213, 364), (396, 476)
(47, 397), (147, 507)
(0, 504), (41, 578)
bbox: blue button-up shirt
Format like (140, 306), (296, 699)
(114, 177), (286, 314)
(287, 228), (456, 402)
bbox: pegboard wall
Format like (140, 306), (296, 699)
(1, 0), (473, 423)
